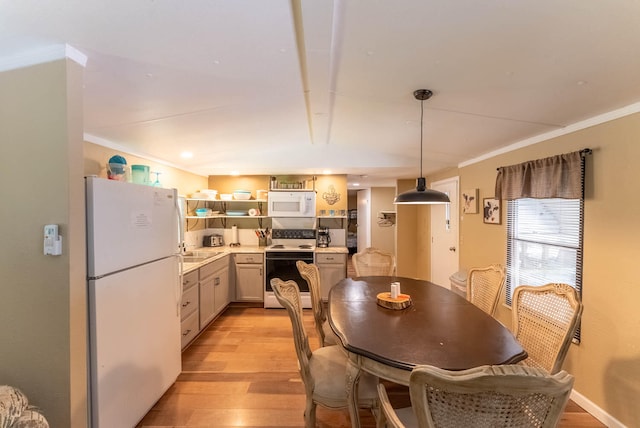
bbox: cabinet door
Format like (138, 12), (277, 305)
(181, 310), (199, 349)
(214, 266), (230, 315)
(235, 263), (264, 301)
(181, 285), (199, 321)
(318, 262), (346, 300)
(199, 275), (216, 327)
(182, 270), (199, 291)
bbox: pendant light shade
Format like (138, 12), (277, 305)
(394, 89), (451, 205)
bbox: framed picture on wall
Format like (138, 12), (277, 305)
(483, 198), (501, 224)
(461, 189), (478, 214)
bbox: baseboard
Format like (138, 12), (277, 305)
(571, 389), (627, 428)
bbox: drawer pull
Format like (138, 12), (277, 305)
(182, 329), (192, 336)
(182, 300), (191, 308)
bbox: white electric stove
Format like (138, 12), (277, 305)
(264, 229), (316, 308)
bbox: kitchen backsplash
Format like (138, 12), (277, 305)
(328, 229), (346, 246)
(184, 228), (265, 249)
(184, 227), (346, 248)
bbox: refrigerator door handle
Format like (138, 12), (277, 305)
(176, 255), (183, 316)
(176, 195), (186, 254)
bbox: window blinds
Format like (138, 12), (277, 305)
(505, 198), (584, 305)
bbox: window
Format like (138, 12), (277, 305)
(498, 149), (589, 342)
(505, 198), (584, 340)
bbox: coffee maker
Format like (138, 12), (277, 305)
(317, 226), (331, 248)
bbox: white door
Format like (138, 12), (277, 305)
(356, 189), (371, 251)
(430, 177), (459, 288)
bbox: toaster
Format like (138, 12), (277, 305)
(203, 234), (224, 247)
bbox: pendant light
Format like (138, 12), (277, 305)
(394, 89), (451, 204)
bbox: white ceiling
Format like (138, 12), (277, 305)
(2, 0), (640, 188)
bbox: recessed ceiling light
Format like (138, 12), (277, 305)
(322, 170), (332, 175)
(577, 80), (587, 86)
(180, 151), (193, 159)
(230, 171), (240, 176)
(352, 183), (360, 187)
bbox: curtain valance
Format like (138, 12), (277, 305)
(495, 150), (589, 200)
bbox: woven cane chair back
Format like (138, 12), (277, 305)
(352, 247), (395, 277)
(512, 283), (583, 374)
(378, 364), (574, 428)
(466, 264), (505, 316)
(296, 260), (338, 346)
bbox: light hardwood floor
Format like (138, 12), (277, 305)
(137, 305), (604, 427)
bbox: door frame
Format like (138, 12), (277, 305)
(430, 176), (459, 288)
(356, 189), (371, 251)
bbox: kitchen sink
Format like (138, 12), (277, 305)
(182, 251), (223, 263)
(183, 256), (211, 263)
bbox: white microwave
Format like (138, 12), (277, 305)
(267, 191), (316, 217)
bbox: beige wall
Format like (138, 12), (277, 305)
(432, 113), (640, 426)
(207, 175), (270, 195)
(84, 142), (208, 196)
(0, 59), (86, 427)
(396, 179), (437, 279)
(315, 174), (348, 213)
(370, 187), (396, 255)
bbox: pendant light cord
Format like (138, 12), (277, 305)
(420, 97), (424, 178)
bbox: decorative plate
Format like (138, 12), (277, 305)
(226, 210), (248, 216)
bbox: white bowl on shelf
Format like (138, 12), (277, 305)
(220, 193), (233, 201)
(233, 190), (252, 200)
(199, 189), (218, 199)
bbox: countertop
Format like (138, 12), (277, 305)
(182, 245), (348, 273)
(315, 246), (349, 254)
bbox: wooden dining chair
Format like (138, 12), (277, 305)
(377, 364), (574, 428)
(512, 283), (584, 374)
(270, 278), (379, 427)
(296, 260), (339, 347)
(466, 264), (505, 316)
(352, 247), (396, 277)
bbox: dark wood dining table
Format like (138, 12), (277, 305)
(328, 276), (527, 428)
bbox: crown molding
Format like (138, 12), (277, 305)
(84, 133), (208, 178)
(0, 44), (87, 73)
(459, 101), (640, 168)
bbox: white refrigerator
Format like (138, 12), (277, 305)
(86, 176), (182, 428)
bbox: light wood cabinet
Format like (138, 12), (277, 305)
(234, 253), (264, 302)
(316, 252), (347, 300)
